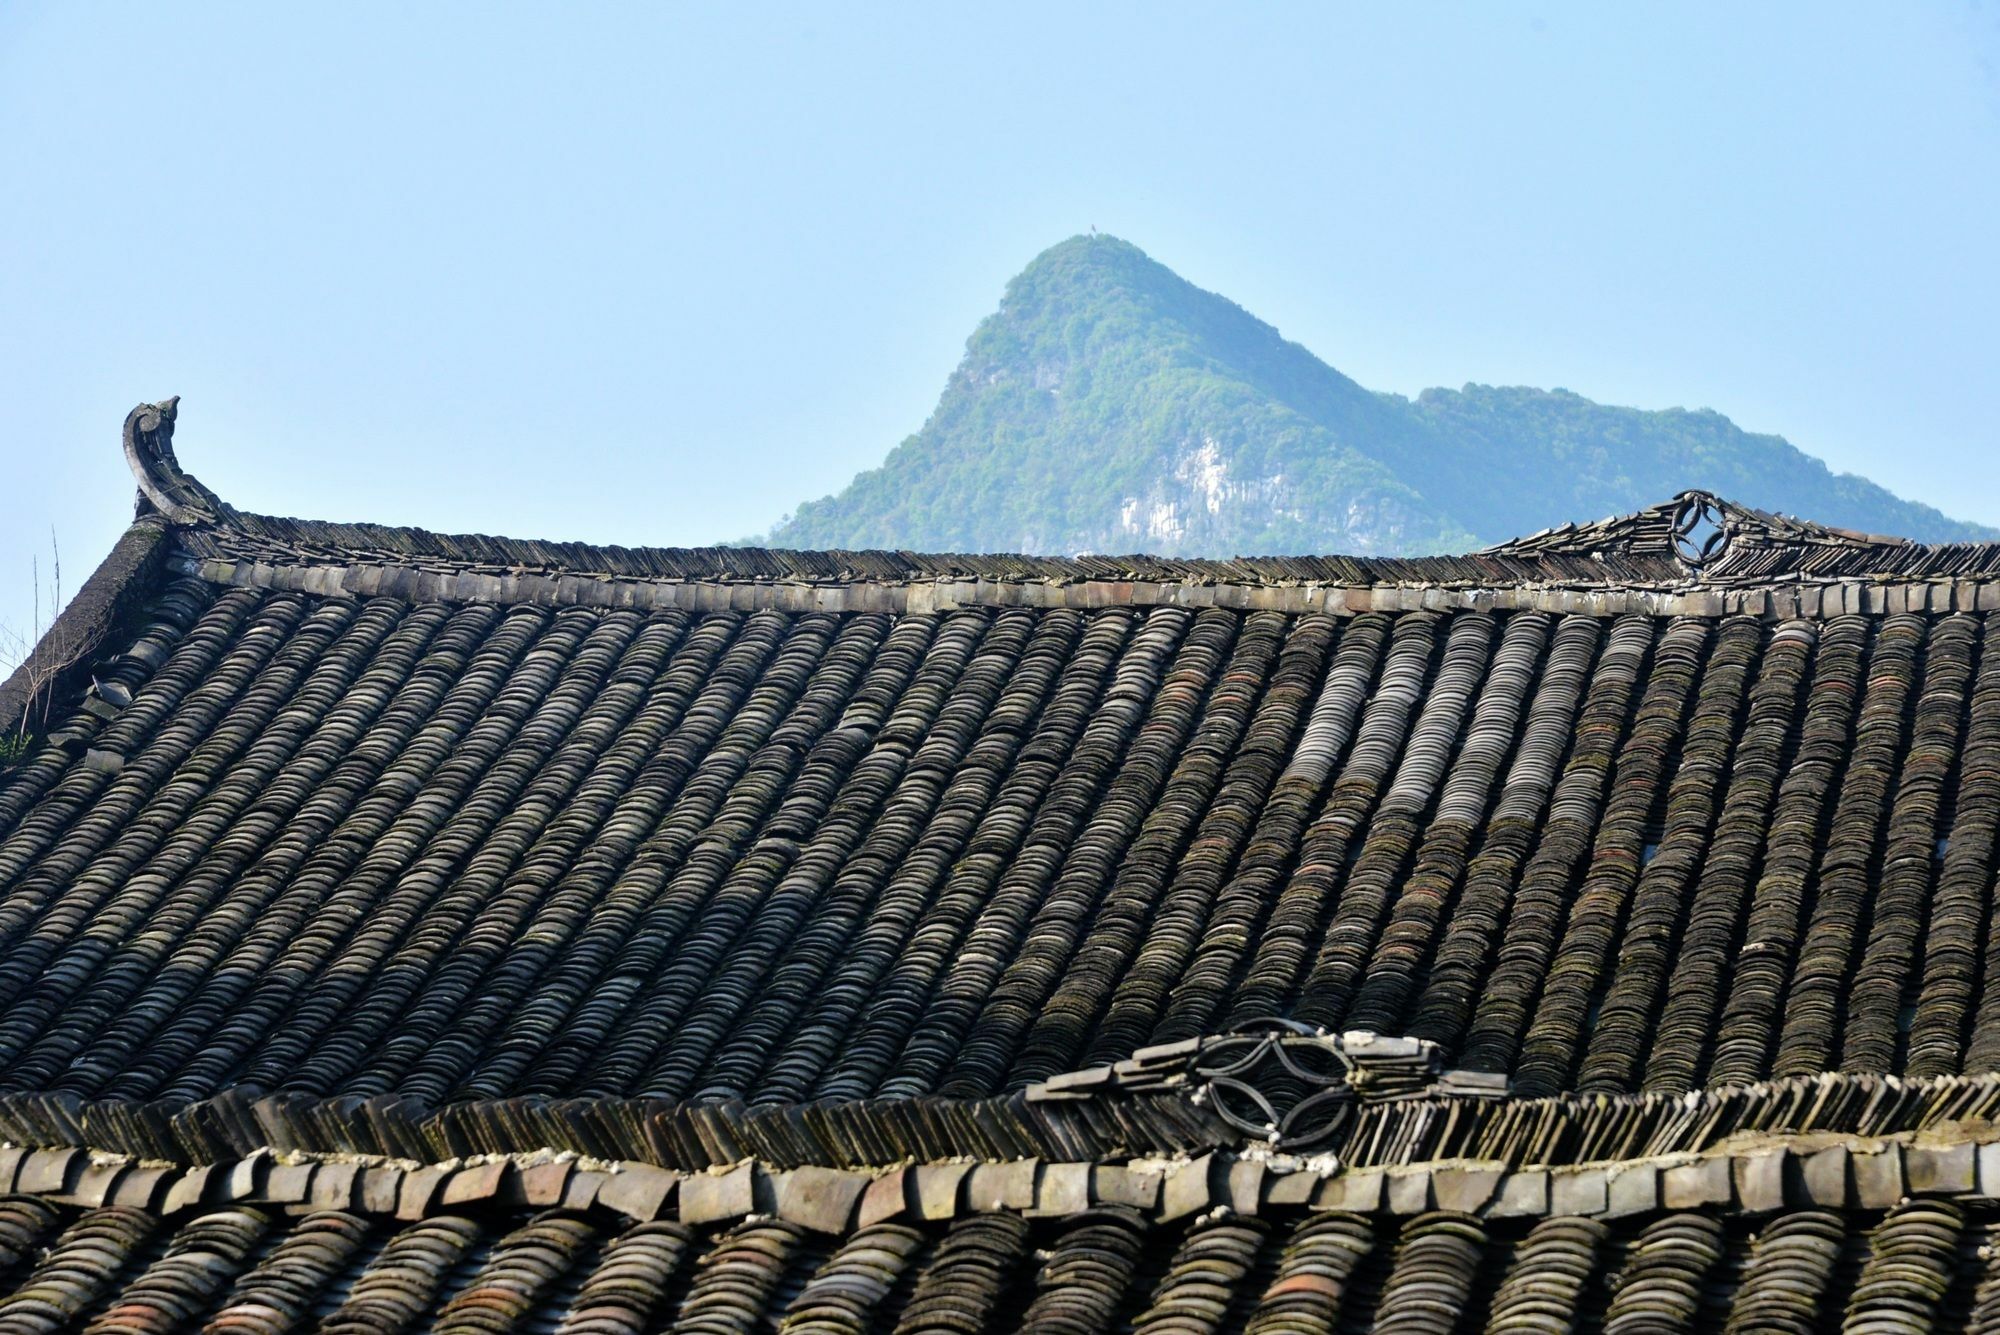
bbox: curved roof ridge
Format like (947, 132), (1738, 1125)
(121, 398), (2000, 592)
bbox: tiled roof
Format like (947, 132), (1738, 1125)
(5, 399), (2000, 1330)
(0, 1194), (1998, 1333)
(8, 537), (1999, 1102)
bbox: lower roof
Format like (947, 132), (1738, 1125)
(0, 1193), (1995, 1333)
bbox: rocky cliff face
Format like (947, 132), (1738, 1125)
(1097, 438), (1430, 555)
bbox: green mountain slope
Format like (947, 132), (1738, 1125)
(765, 235), (1994, 555)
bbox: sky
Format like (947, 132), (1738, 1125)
(3, 2), (1998, 663)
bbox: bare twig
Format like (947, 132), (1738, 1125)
(1, 531), (88, 757)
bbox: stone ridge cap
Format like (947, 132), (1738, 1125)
(173, 541), (2000, 622)
(8, 1126), (2000, 1229)
(5, 1066), (2000, 1178)
(10, 1063), (2000, 1225)
(178, 506), (1691, 592)
(125, 397), (2000, 595)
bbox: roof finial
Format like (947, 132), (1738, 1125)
(123, 397), (223, 524)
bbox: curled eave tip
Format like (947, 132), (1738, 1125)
(122, 397), (227, 525)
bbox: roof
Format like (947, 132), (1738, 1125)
(119, 402), (2000, 617)
(3, 398), (2000, 1330)
(0, 1194), (1996, 1333)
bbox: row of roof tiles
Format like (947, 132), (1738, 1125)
(4, 1061), (2000, 1198)
(182, 542), (2000, 623)
(0, 1194), (1996, 1333)
(5, 1119), (2000, 1231)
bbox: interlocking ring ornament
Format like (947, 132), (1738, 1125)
(1669, 493), (1730, 570)
(1192, 1019), (1357, 1149)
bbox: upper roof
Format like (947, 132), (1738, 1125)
(120, 399), (2000, 621)
(5, 401), (2000, 1329)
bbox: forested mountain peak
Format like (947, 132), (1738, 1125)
(763, 236), (1994, 554)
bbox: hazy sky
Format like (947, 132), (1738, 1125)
(4, 2), (1998, 657)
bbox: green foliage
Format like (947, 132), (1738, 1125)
(763, 235), (1994, 556)
(1403, 385), (1999, 546)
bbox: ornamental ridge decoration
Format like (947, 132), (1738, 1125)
(1193, 1021), (1360, 1149)
(1669, 491), (1731, 571)
(1028, 1020), (1509, 1153)
(122, 396), (224, 525)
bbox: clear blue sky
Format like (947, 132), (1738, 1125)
(4, 2), (1997, 658)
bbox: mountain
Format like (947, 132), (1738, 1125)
(762, 235), (1995, 555)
